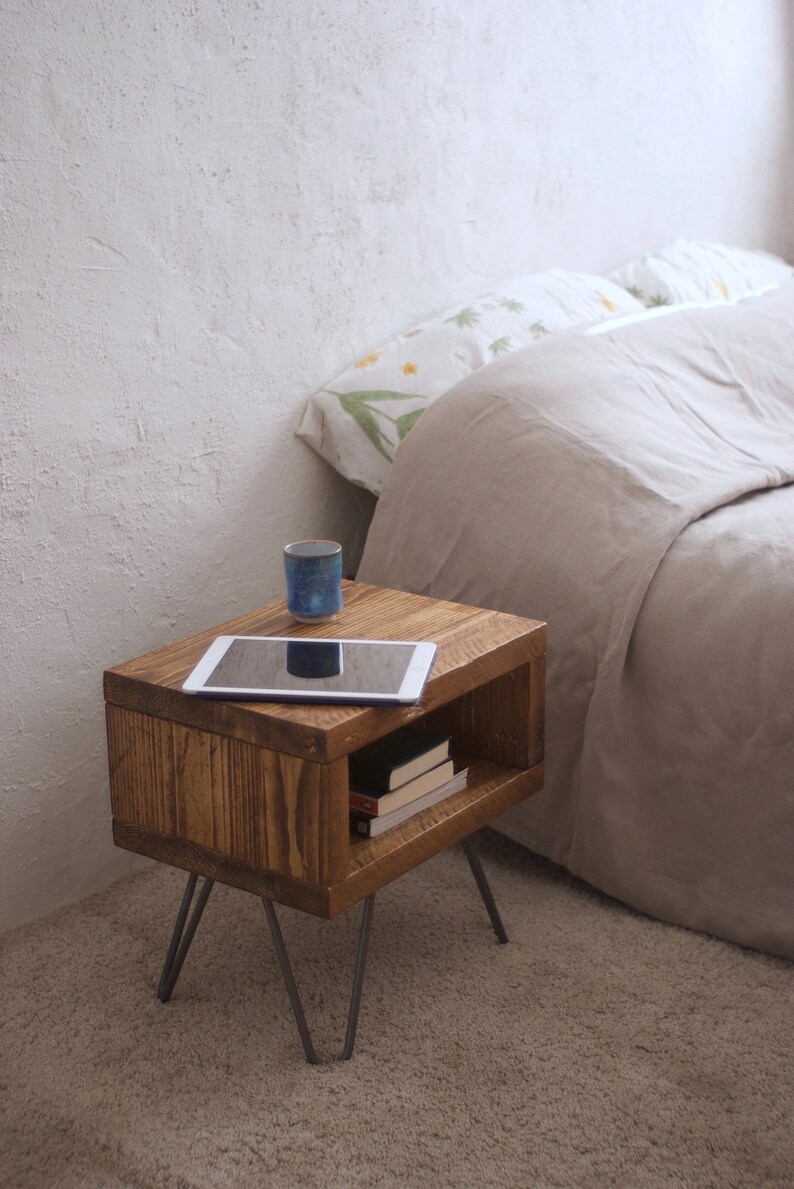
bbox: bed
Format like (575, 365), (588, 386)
(298, 242), (794, 960)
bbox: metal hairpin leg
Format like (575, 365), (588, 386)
(262, 894), (376, 1065)
(156, 873), (374, 1063)
(156, 846), (498, 1059)
(462, 836), (508, 943)
(157, 873), (215, 1002)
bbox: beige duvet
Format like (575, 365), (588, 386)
(358, 284), (794, 959)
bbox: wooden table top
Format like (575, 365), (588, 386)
(104, 581), (545, 763)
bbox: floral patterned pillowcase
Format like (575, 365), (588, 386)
(296, 269), (643, 495)
(608, 240), (793, 308)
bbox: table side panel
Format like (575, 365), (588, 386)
(422, 662), (536, 769)
(106, 705), (348, 885)
(528, 650), (546, 769)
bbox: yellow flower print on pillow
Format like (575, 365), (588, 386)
(597, 292), (619, 314)
(356, 353), (380, 369)
(401, 362), (418, 375)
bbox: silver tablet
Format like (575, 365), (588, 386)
(182, 636), (437, 705)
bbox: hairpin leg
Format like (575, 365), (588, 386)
(262, 893), (375, 1064)
(462, 837), (508, 943)
(157, 872), (215, 1002)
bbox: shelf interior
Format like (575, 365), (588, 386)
(346, 754), (526, 870)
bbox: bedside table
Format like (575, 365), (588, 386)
(104, 581), (546, 1062)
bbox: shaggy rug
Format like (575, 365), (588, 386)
(1, 831), (792, 1189)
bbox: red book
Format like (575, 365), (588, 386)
(350, 769), (469, 837)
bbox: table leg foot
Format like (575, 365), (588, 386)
(262, 893), (376, 1064)
(462, 836), (508, 943)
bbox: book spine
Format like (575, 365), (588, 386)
(349, 789), (382, 814)
(349, 810), (376, 837)
(347, 758), (394, 793)
(348, 732), (451, 793)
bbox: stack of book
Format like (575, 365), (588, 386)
(349, 726), (468, 838)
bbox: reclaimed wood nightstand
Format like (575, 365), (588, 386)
(104, 581), (545, 1062)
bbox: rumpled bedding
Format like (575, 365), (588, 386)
(358, 283), (794, 958)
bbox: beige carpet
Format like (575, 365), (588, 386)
(1, 831), (792, 1189)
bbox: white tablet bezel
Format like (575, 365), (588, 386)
(182, 636), (437, 705)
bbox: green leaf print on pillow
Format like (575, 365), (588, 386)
(395, 408), (425, 441)
(331, 390), (423, 461)
(444, 306), (480, 328)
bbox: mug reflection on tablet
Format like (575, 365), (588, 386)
(286, 640), (343, 680)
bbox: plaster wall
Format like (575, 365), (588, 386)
(2, 0), (792, 931)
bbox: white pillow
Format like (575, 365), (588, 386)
(584, 284), (785, 338)
(609, 239), (793, 307)
(297, 270), (643, 495)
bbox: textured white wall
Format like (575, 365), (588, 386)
(2, 0), (792, 932)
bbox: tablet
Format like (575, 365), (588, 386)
(182, 636), (437, 705)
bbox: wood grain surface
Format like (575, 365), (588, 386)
(104, 581), (545, 762)
(104, 581), (546, 916)
(111, 760), (544, 917)
(107, 705), (348, 886)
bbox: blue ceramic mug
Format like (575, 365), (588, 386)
(283, 540), (343, 623)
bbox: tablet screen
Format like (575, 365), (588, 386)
(184, 636), (435, 702)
